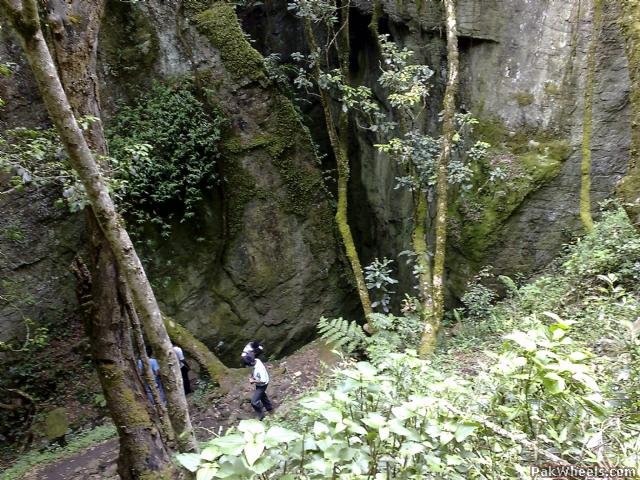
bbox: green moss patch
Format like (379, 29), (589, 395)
(455, 118), (572, 262)
(194, 4), (265, 83)
(513, 91), (535, 107)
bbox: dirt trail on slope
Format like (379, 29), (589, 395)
(19, 341), (337, 480)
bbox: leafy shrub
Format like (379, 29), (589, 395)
(318, 310), (421, 364)
(107, 82), (227, 237)
(562, 207), (640, 284)
(181, 318), (638, 479)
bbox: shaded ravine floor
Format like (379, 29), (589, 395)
(20, 341), (337, 480)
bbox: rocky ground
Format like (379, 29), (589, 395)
(17, 341), (338, 480)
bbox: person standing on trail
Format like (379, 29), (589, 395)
(241, 340), (264, 367)
(246, 352), (273, 420)
(137, 346), (166, 404)
(173, 344), (192, 395)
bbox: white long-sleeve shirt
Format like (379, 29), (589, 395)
(252, 358), (269, 386)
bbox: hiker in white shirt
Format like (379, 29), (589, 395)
(246, 352), (273, 420)
(173, 345), (191, 394)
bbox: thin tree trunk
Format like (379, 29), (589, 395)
(303, 18), (374, 329)
(412, 193), (433, 315)
(71, 242), (177, 479)
(0, 0), (197, 452)
(579, 0), (602, 232)
(419, 0), (459, 357)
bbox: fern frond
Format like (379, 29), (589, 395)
(317, 316), (366, 354)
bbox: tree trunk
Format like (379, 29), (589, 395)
(163, 316), (232, 390)
(580, 0), (602, 232)
(0, 0), (197, 452)
(412, 192), (433, 317)
(419, 0), (459, 357)
(43, 0), (180, 460)
(303, 18), (374, 330)
(71, 234), (177, 480)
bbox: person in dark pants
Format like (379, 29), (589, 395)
(246, 352), (273, 420)
(173, 344), (192, 394)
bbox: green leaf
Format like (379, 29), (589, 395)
(176, 453), (201, 472)
(209, 434), (245, 456)
(250, 455), (278, 475)
(572, 372), (600, 391)
(569, 351), (588, 362)
(322, 407), (343, 423)
(265, 426), (301, 447)
(355, 361), (378, 379)
(196, 464), (218, 480)
(454, 423), (477, 442)
(362, 412), (386, 429)
(505, 331), (537, 351)
(439, 430), (455, 445)
(200, 446), (222, 461)
(543, 372), (566, 394)
(391, 404), (412, 420)
(313, 421), (330, 436)
(238, 419), (265, 435)
(243, 440), (264, 466)
(399, 441), (425, 456)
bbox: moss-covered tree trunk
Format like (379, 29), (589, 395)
(412, 193), (433, 315)
(616, 0), (640, 229)
(72, 230), (177, 480)
(46, 0), (179, 470)
(303, 14), (373, 330)
(163, 316), (231, 389)
(0, 0), (197, 452)
(580, 0), (603, 232)
(418, 0), (459, 357)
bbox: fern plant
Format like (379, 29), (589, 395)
(317, 316), (366, 354)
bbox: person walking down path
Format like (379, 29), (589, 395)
(173, 344), (192, 394)
(241, 340), (264, 367)
(246, 352), (273, 420)
(137, 347), (166, 404)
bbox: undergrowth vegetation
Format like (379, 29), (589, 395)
(180, 206), (640, 479)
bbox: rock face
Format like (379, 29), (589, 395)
(455, 0), (630, 279)
(0, 0), (633, 354)
(262, 0), (630, 295)
(0, 0), (354, 361)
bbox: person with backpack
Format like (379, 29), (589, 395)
(245, 351), (273, 420)
(173, 344), (192, 394)
(241, 340), (264, 367)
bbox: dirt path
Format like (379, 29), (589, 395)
(18, 341), (337, 480)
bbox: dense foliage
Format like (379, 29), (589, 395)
(107, 82), (226, 238)
(180, 207), (640, 479)
(0, 82), (226, 240)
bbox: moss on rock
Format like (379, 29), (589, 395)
(513, 91), (535, 107)
(194, 4), (266, 83)
(455, 118), (571, 263)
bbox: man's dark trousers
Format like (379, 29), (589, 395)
(251, 384), (273, 420)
